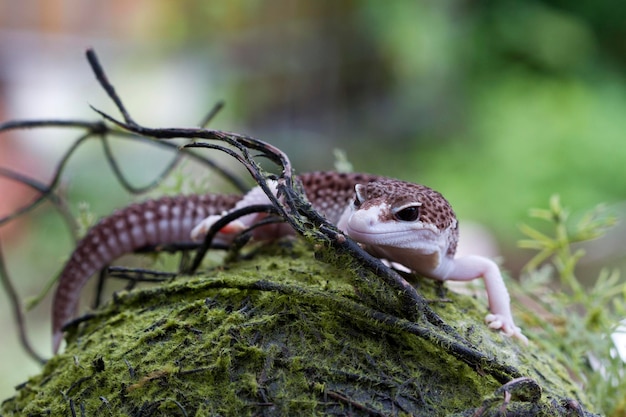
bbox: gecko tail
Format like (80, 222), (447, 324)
(49, 194), (242, 354)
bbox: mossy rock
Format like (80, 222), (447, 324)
(1, 240), (599, 416)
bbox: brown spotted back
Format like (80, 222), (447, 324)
(298, 171), (380, 223)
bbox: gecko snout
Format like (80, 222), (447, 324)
(348, 208), (381, 231)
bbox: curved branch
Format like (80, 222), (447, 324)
(0, 167), (79, 241)
(0, 240), (46, 364)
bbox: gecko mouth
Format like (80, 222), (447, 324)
(344, 225), (441, 248)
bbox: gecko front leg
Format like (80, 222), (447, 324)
(335, 177), (528, 344)
(439, 255), (528, 344)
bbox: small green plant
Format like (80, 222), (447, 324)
(332, 148), (354, 173)
(76, 201), (97, 239)
(152, 161), (223, 197)
(516, 195), (625, 416)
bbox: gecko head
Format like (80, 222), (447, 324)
(337, 179), (458, 259)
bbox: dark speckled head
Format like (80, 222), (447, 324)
(354, 179), (459, 256)
(298, 172), (459, 257)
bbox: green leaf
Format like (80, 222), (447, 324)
(518, 223), (554, 245)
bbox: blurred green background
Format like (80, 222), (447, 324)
(1, 0), (625, 400)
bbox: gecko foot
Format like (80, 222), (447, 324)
(190, 215), (247, 241)
(485, 313), (529, 345)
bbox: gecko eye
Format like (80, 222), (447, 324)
(394, 206), (420, 222)
(353, 184), (366, 208)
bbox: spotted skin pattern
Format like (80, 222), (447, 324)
(52, 171), (525, 353)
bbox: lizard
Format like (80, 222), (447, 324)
(52, 171), (527, 353)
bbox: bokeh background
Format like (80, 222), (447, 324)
(1, 0), (626, 399)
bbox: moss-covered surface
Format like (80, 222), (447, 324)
(1, 240), (599, 416)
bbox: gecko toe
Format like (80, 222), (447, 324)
(485, 314), (503, 329)
(486, 314), (529, 345)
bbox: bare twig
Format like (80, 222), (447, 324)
(0, 167), (78, 241)
(0, 240), (46, 363)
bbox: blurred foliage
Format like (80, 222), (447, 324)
(514, 196), (625, 416)
(519, 195), (617, 285)
(135, 0), (626, 252)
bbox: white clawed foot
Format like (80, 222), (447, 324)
(485, 313), (529, 345)
(190, 215), (247, 241)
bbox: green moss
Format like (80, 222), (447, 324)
(1, 240), (598, 416)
